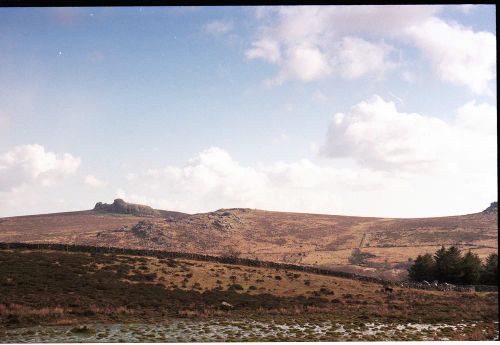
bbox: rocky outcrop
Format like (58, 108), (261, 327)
(483, 202), (498, 214)
(208, 209), (244, 231)
(131, 220), (168, 243)
(94, 199), (159, 217)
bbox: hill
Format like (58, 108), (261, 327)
(0, 248), (497, 341)
(0, 200), (497, 280)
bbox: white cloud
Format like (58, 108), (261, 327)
(0, 144), (80, 192)
(119, 113), (496, 218)
(84, 174), (107, 188)
(245, 38), (281, 63)
(245, 6), (496, 94)
(336, 37), (396, 80)
(283, 45), (333, 82)
(245, 6), (411, 84)
(0, 144), (85, 217)
(320, 95), (497, 174)
(455, 100), (497, 135)
(122, 146), (382, 214)
(406, 17), (496, 94)
(244, 6), (442, 84)
(203, 20), (233, 35)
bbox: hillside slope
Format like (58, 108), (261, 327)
(0, 200), (497, 280)
(0, 248), (497, 341)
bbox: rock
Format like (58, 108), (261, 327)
(483, 201), (498, 214)
(131, 220), (168, 244)
(93, 199), (159, 217)
(212, 219), (232, 230)
(221, 301), (234, 309)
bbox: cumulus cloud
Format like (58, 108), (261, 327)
(0, 144), (80, 192)
(203, 20), (233, 35)
(279, 45), (333, 83)
(245, 6), (405, 84)
(244, 6), (440, 84)
(121, 146), (387, 215)
(455, 100), (497, 135)
(245, 5), (496, 94)
(84, 174), (107, 188)
(336, 37), (396, 80)
(405, 17), (496, 94)
(320, 95), (497, 174)
(119, 113), (496, 218)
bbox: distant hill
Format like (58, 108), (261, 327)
(0, 200), (497, 281)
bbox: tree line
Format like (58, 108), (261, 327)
(409, 246), (498, 285)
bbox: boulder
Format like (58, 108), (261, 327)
(221, 301), (234, 309)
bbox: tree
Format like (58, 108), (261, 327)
(408, 253), (435, 282)
(433, 246), (447, 282)
(460, 251), (482, 285)
(480, 253), (498, 285)
(434, 246), (462, 283)
(409, 247), (498, 285)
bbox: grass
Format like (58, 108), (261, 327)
(0, 248), (497, 332)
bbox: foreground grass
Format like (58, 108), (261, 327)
(0, 249), (497, 335)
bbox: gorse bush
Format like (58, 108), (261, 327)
(408, 246), (498, 285)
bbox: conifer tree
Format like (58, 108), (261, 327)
(408, 253), (435, 282)
(481, 253), (498, 285)
(460, 251), (482, 284)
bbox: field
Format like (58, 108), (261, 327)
(0, 204), (497, 280)
(0, 248), (498, 341)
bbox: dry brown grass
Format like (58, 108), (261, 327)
(0, 208), (497, 279)
(0, 249), (497, 330)
(0, 304), (65, 317)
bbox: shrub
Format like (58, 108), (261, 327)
(228, 284), (244, 291)
(348, 249), (376, 265)
(319, 287), (333, 295)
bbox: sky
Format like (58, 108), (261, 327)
(0, 5), (497, 218)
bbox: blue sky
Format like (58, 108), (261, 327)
(0, 5), (497, 217)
